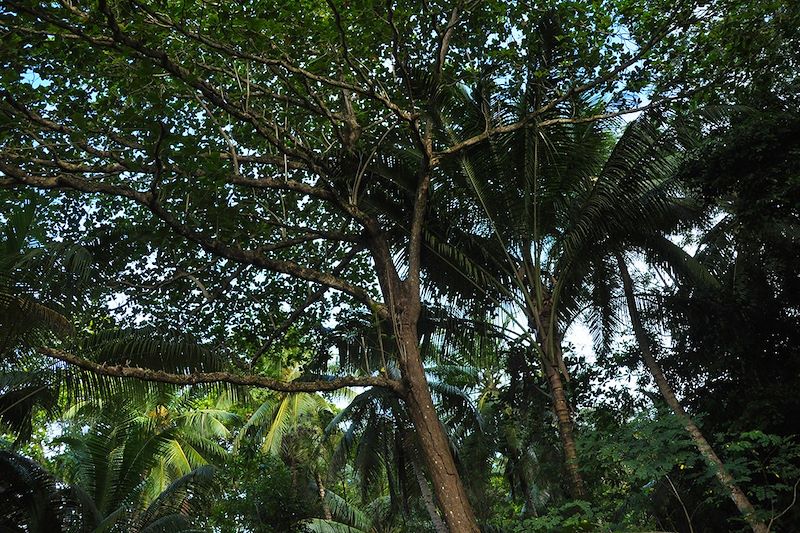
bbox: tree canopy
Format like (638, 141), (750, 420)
(1, 0), (799, 532)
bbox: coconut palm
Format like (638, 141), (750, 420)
(580, 120), (773, 532)
(537, 109), (771, 532)
(441, 93), (770, 528)
(300, 490), (395, 533)
(421, 83), (619, 498)
(0, 205), (240, 531)
(0, 450), (80, 532)
(423, 75), (774, 533)
(1, 198), (238, 444)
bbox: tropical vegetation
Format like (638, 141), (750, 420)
(1, 1), (798, 532)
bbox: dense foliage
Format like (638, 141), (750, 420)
(1, 0), (798, 531)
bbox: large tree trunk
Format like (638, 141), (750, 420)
(396, 319), (479, 532)
(401, 415), (447, 531)
(616, 253), (767, 533)
(367, 174), (479, 531)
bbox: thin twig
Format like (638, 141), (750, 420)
(665, 474), (695, 533)
(767, 476), (800, 531)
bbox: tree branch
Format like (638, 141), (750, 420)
(434, 5), (461, 83)
(407, 172), (431, 285)
(40, 347), (403, 394)
(0, 166), (388, 318)
(431, 13), (690, 163)
(251, 244), (363, 367)
(126, 0), (414, 123)
(433, 92), (691, 163)
(92, 0), (319, 168)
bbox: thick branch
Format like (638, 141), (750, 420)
(407, 172), (431, 285)
(230, 174), (337, 201)
(40, 347), (402, 393)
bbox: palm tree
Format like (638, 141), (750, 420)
(0, 199), (236, 444)
(235, 366), (339, 521)
(132, 393), (237, 503)
(54, 392), (235, 524)
(0, 426), (219, 532)
(300, 490), (395, 533)
(424, 84), (618, 498)
(0, 450), (79, 532)
(552, 110), (770, 532)
(0, 206), (241, 531)
(1, 201), (84, 442)
(426, 80), (773, 533)
(324, 373), (447, 532)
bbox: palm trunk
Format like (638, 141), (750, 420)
(541, 352), (586, 499)
(616, 253), (767, 533)
(412, 458), (449, 533)
(314, 471), (332, 521)
(529, 308), (586, 500)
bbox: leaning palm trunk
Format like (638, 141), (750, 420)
(616, 254), (767, 533)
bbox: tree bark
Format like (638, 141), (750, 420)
(616, 253), (767, 533)
(396, 319), (479, 532)
(412, 458), (449, 533)
(541, 353), (586, 499)
(528, 304), (587, 500)
(366, 165), (479, 531)
(314, 472), (332, 521)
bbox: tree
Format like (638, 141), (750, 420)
(423, 84), (631, 498)
(423, 92), (775, 531)
(0, 1), (740, 528)
(514, 108), (773, 530)
(657, 108), (800, 529)
(616, 253), (767, 533)
(543, 108), (778, 531)
(0, 428), (219, 532)
(668, 109), (800, 436)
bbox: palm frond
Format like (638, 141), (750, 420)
(0, 450), (78, 532)
(73, 327), (226, 374)
(137, 465), (217, 530)
(324, 489), (371, 531)
(301, 518), (369, 533)
(0, 369), (59, 445)
(641, 235), (721, 291)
